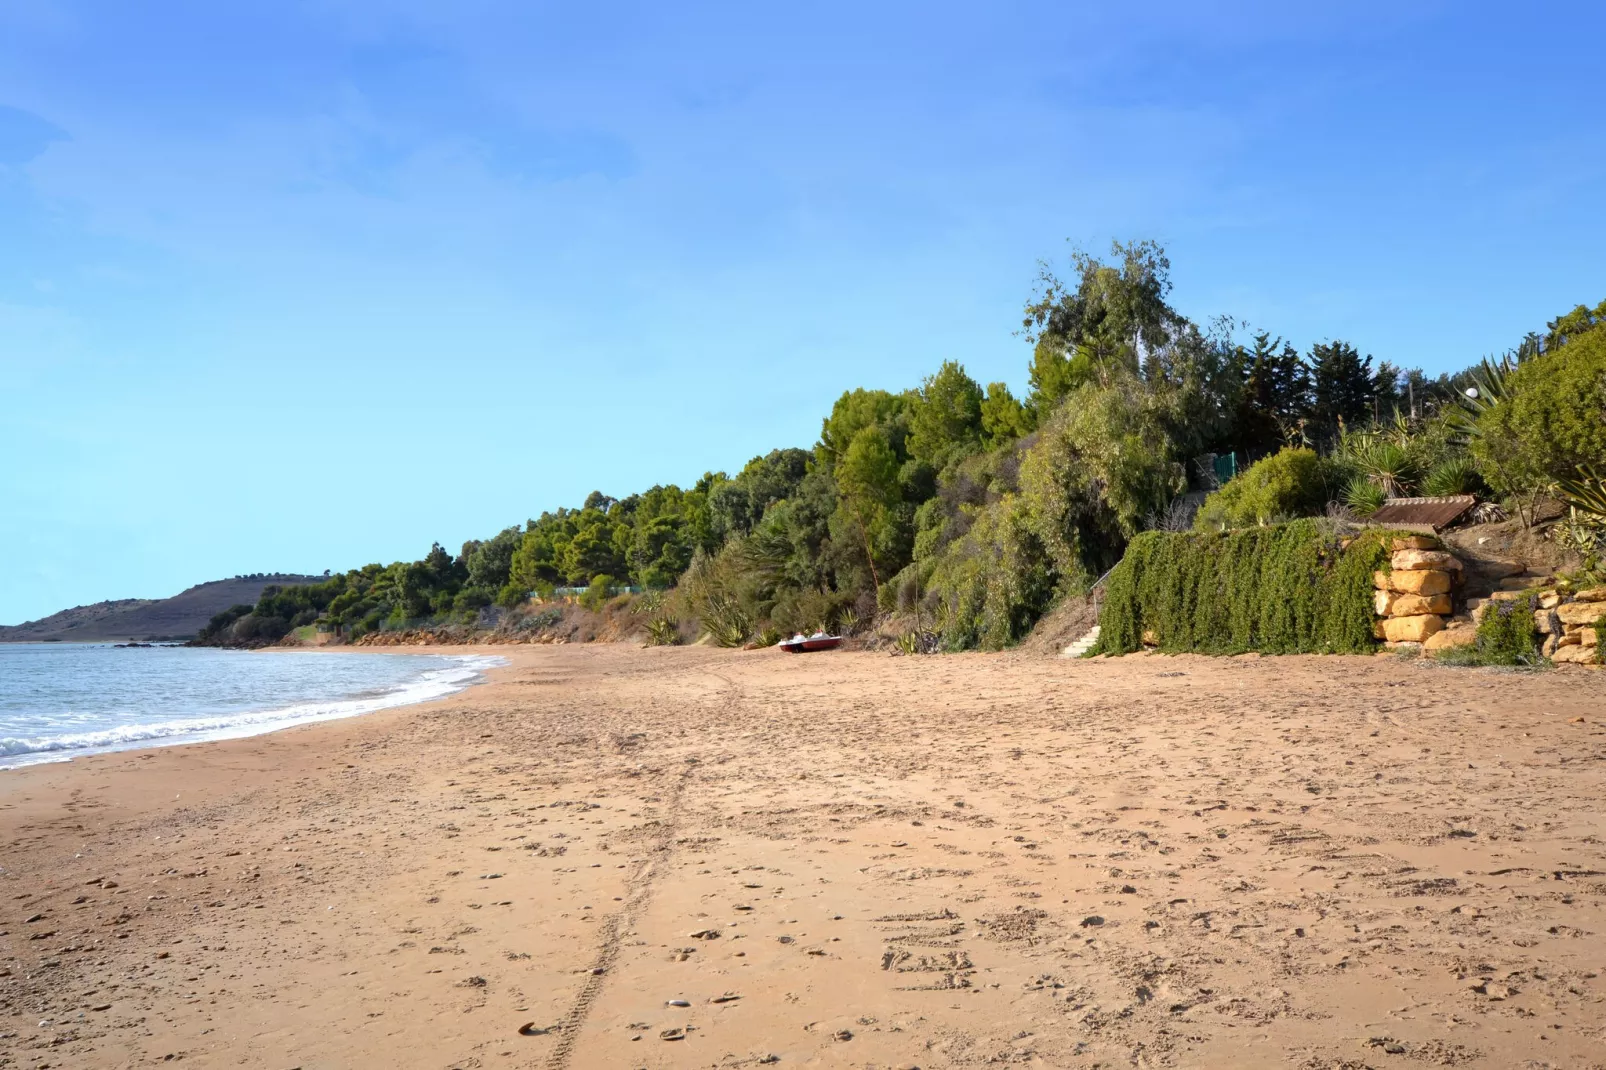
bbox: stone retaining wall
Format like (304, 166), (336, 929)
(1372, 536), (1470, 651)
(1478, 585), (1606, 665)
(1370, 533), (1604, 664)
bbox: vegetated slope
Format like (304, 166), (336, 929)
(0, 575), (324, 643)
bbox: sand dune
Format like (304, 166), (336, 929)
(2, 645), (1603, 1068)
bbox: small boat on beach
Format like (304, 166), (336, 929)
(778, 631), (843, 653)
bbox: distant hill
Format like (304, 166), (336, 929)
(0, 575), (325, 643)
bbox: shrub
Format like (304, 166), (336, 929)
(924, 493), (1058, 650)
(579, 574), (616, 612)
(1436, 595), (1540, 667)
(1472, 326), (1606, 501)
(1194, 448), (1326, 531)
(644, 615), (680, 646)
(1342, 474), (1386, 517)
(1422, 456), (1482, 497)
(701, 598), (752, 647)
(1094, 521), (1402, 655)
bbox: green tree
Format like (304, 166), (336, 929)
(833, 426), (905, 590)
(906, 360), (984, 470)
(980, 382), (1032, 445)
(1023, 240), (1180, 406)
(1306, 340), (1375, 444)
(466, 527), (521, 591)
(1233, 333), (1309, 458)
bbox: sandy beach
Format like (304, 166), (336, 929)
(2, 645), (1604, 1069)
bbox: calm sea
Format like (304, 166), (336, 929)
(0, 644), (501, 768)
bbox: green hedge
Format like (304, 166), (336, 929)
(1093, 520), (1410, 655)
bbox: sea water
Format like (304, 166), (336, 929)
(0, 644), (501, 768)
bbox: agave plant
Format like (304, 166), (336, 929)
(644, 615), (680, 646)
(1553, 465), (1606, 573)
(896, 630), (939, 655)
(1449, 350), (1525, 442)
(699, 594), (752, 648)
(1555, 464), (1606, 521)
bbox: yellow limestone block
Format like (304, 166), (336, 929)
(1557, 602), (1606, 626)
(1390, 593), (1451, 616)
(1386, 569), (1452, 596)
(1424, 624), (1476, 652)
(1391, 536), (1440, 551)
(1382, 615), (1444, 643)
(1375, 589), (1400, 616)
(1553, 644), (1598, 665)
(1391, 549), (1462, 572)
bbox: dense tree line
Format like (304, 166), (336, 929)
(198, 244), (1606, 649)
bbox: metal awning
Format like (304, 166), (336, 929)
(1365, 495), (1477, 532)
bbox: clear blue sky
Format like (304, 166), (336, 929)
(3, 1), (1603, 624)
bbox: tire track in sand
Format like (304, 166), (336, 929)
(542, 738), (708, 1066)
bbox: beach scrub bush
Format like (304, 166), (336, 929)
(1093, 520), (1408, 655)
(1193, 448), (1327, 531)
(578, 574), (616, 612)
(1471, 324), (1606, 518)
(644, 615), (681, 646)
(1435, 595), (1542, 667)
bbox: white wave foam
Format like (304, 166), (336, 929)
(0, 655), (504, 768)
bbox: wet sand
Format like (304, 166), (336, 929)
(2, 644), (1604, 1069)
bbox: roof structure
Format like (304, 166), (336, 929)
(1365, 495), (1477, 533)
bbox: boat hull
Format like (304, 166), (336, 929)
(777, 635), (842, 653)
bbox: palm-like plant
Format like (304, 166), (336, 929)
(1450, 350), (1526, 442)
(1343, 474), (1386, 517)
(1337, 431), (1420, 498)
(1555, 464), (1606, 520)
(1422, 456), (1480, 497)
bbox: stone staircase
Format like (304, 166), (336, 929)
(1060, 625), (1101, 659)
(1458, 560), (1556, 627)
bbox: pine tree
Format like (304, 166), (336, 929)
(1306, 340), (1374, 445)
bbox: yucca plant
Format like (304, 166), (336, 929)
(1343, 474), (1386, 517)
(1355, 440), (1419, 497)
(1422, 456), (1480, 497)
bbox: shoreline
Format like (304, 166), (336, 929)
(0, 644), (508, 771)
(2, 645), (1603, 1068)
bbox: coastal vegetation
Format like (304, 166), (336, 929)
(199, 243), (1606, 653)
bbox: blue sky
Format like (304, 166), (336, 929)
(2, 1), (1603, 624)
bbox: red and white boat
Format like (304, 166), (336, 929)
(778, 631), (842, 653)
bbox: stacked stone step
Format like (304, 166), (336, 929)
(1059, 625), (1101, 659)
(1474, 584), (1605, 665)
(1373, 536), (1473, 652)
